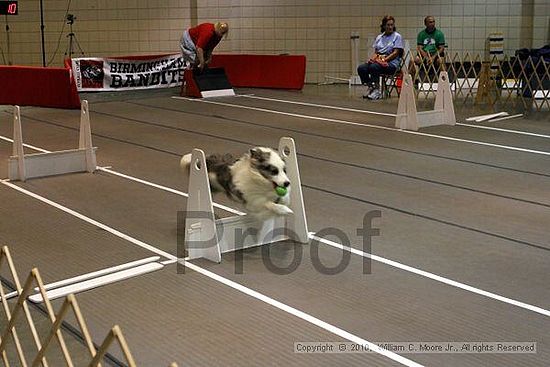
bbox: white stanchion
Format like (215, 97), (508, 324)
(395, 71), (456, 131)
(349, 31), (362, 86)
(184, 137), (309, 263)
(8, 100), (97, 181)
(321, 31), (362, 86)
(79, 100), (97, 172)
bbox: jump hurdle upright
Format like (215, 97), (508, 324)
(395, 71), (456, 131)
(184, 137), (309, 263)
(8, 100), (97, 181)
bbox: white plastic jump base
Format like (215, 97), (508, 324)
(395, 71), (456, 131)
(184, 137), (309, 263)
(349, 75), (362, 86)
(319, 75), (361, 87)
(8, 100), (97, 181)
(201, 89), (235, 98)
(465, 112), (509, 122)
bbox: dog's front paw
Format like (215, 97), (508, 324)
(272, 203), (293, 216)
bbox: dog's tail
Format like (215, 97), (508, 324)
(180, 153), (192, 174)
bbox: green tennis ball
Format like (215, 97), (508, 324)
(275, 186), (287, 197)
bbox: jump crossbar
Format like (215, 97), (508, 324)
(396, 71), (456, 131)
(7, 100), (97, 181)
(184, 137), (309, 263)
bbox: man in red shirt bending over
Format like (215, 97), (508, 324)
(180, 22), (229, 71)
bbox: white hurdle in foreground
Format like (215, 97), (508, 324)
(184, 137), (309, 263)
(395, 71), (456, 131)
(8, 100), (97, 181)
(0, 246), (178, 367)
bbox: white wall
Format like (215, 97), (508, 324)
(1, 0), (548, 83)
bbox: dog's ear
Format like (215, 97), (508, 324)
(249, 148), (263, 161)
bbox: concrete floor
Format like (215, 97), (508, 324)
(0, 85), (549, 367)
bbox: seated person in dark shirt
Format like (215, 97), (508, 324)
(412, 16), (446, 74)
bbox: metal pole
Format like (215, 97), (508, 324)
(350, 31), (361, 85)
(4, 15), (12, 64)
(68, 23), (74, 58)
(39, 0), (46, 66)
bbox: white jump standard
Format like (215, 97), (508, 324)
(395, 71), (456, 131)
(184, 137), (309, 263)
(8, 100), (97, 181)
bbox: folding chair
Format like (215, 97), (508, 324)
(381, 40), (411, 98)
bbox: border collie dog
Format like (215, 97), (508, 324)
(181, 147), (292, 221)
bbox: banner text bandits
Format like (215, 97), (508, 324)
(72, 54), (185, 91)
(110, 69), (183, 88)
(109, 57), (184, 88)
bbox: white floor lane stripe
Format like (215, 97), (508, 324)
(1, 135), (549, 317)
(456, 123), (550, 139)
(184, 261), (424, 367)
(0, 135), (49, 152)
(239, 94), (397, 117)
(98, 167), (244, 215)
(172, 96), (397, 130)
(401, 130), (550, 156)
(172, 97), (550, 156)
(0, 179), (175, 260)
(0, 179), (423, 367)
(0, 134), (243, 216)
(311, 234), (550, 318)
(242, 95), (548, 139)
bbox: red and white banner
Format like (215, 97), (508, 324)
(71, 53), (184, 92)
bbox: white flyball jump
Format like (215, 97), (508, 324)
(8, 100), (97, 181)
(184, 137), (309, 263)
(395, 71), (456, 131)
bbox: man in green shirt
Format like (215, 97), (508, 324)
(414, 16), (446, 71)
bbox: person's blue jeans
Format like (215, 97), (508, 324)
(357, 62), (397, 86)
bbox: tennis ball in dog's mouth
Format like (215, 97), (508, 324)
(275, 186), (287, 197)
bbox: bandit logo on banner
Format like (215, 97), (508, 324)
(71, 53), (185, 92)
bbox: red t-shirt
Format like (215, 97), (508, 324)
(188, 23), (222, 51)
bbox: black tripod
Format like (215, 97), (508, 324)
(64, 14), (84, 58)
